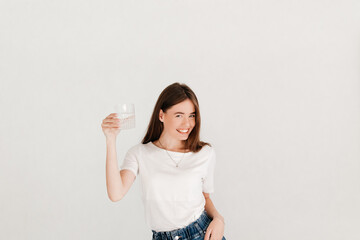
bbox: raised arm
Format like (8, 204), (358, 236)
(102, 113), (136, 202)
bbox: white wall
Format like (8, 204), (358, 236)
(1, 0), (359, 239)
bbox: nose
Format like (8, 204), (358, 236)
(182, 117), (191, 127)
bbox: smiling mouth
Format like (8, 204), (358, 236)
(177, 129), (190, 134)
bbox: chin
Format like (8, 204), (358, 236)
(177, 135), (189, 141)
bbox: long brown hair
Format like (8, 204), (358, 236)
(142, 82), (211, 153)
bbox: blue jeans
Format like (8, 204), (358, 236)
(151, 210), (226, 240)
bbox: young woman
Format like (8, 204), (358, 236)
(102, 82), (226, 240)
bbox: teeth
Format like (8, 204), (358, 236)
(178, 129), (189, 133)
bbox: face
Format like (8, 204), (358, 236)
(159, 99), (196, 140)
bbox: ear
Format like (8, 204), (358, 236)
(159, 109), (164, 122)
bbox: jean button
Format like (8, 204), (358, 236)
(174, 236), (180, 240)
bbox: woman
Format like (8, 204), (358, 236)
(102, 82), (226, 240)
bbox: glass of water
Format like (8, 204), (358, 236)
(114, 103), (135, 130)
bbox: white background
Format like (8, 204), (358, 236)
(1, 0), (359, 239)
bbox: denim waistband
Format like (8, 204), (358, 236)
(151, 210), (212, 239)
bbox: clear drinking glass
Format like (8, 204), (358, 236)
(114, 103), (135, 130)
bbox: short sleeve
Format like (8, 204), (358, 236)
(119, 146), (139, 178)
(202, 147), (216, 193)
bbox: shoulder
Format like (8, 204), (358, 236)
(126, 142), (145, 155)
(196, 144), (214, 157)
(203, 145), (216, 162)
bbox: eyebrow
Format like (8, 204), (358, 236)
(174, 112), (196, 115)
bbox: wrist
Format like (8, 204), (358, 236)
(213, 216), (225, 224)
(106, 137), (117, 143)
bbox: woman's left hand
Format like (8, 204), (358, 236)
(204, 217), (225, 240)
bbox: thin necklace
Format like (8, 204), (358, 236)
(158, 140), (186, 168)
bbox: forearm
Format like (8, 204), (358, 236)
(105, 138), (123, 201)
(204, 197), (224, 223)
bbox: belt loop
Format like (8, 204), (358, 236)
(194, 222), (205, 235)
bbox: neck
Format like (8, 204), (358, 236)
(157, 133), (186, 151)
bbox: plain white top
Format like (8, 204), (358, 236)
(120, 141), (216, 232)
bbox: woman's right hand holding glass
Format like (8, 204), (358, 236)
(101, 113), (121, 139)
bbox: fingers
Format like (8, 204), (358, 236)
(101, 123), (121, 128)
(108, 113), (119, 119)
(102, 114), (121, 128)
(103, 113), (134, 123)
(102, 113), (119, 123)
(204, 228), (212, 240)
(103, 118), (120, 124)
(101, 113), (134, 129)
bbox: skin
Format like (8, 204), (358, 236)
(153, 98), (196, 151)
(153, 99), (225, 240)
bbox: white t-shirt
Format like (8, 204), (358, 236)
(120, 141), (216, 232)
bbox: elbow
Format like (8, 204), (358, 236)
(108, 194), (123, 202)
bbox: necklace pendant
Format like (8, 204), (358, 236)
(176, 164), (179, 168)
